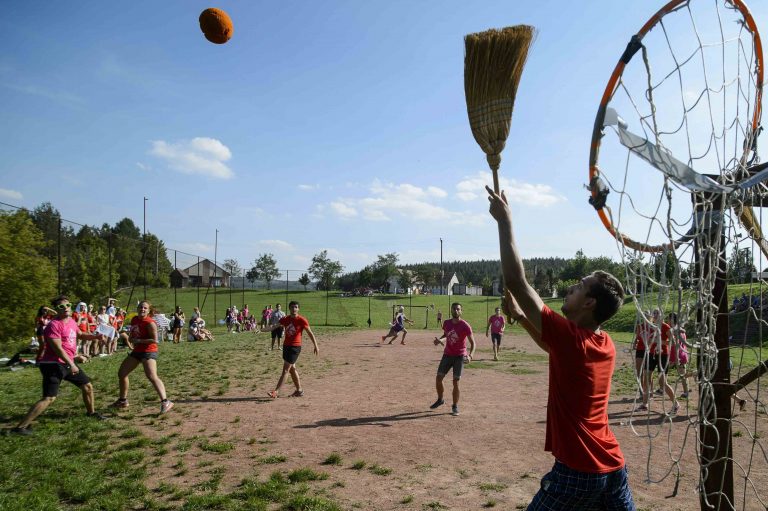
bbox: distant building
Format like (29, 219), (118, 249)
(453, 283), (483, 296)
(169, 269), (190, 288)
(178, 259), (230, 287)
(427, 272), (459, 296)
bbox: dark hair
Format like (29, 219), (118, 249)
(288, 301), (299, 308)
(51, 295), (69, 307)
(451, 302), (462, 309)
(586, 271), (624, 324)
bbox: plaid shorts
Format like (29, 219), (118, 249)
(528, 461), (635, 511)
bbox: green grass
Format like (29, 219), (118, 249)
(321, 452), (343, 466)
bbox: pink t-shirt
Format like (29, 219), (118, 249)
(442, 319), (473, 356)
(39, 317), (79, 364)
(488, 315), (506, 334)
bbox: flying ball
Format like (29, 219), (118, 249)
(199, 8), (233, 44)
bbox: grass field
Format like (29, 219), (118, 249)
(2, 288), (765, 509)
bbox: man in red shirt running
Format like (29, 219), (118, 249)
(262, 301), (319, 398)
(487, 186), (635, 510)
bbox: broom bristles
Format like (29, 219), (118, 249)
(465, 25), (536, 190)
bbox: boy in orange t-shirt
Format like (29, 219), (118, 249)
(488, 186), (635, 510)
(261, 301), (319, 398)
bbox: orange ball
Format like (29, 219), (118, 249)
(199, 8), (233, 44)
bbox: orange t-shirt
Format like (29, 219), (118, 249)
(279, 315), (310, 347)
(540, 305), (625, 473)
(129, 315), (158, 353)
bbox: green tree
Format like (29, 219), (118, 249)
(110, 218), (143, 287)
(728, 247), (755, 284)
(223, 258), (242, 277)
(247, 253), (281, 290)
(397, 270), (412, 293)
(30, 202), (74, 263)
(481, 275), (492, 296)
(143, 233), (173, 287)
(61, 226), (117, 304)
(0, 211), (57, 350)
(372, 253), (399, 289)
(298, 273), (311, 291)
(308, 250), (343, 291)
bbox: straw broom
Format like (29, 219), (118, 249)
(465, 25), (536, 193)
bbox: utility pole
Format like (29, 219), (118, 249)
(143, 197), (147, 300)
(214, 229), (218, 326)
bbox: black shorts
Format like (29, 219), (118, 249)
(282, 345), (302, 364)
(635, 349), (645, 360)
(40, 363), (90, 397)
(36, 325), (45, 336)
(437, 355), (464, 380)
(491, 333), (502, 345)
(271, 327), (284, 341)
(129, 351), (158, 361)
(648, 354), (669, 374)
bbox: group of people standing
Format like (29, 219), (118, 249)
(12, 296), (174, 435)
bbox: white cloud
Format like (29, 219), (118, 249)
(150, 137), (234, 179)
(330, 201), (358, 218)
(4, 83), (84, 106)
(0, 188), (22, 201)
(136, 162), (150, 171)
(427, 186), (447, 198)
(260, 239), (294, 250)
(455, 171), (565, 206)
(298, 184), (319, 191)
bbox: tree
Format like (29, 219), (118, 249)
(397, 270), (412, 293)
(143, 233), (173, 287)
(0, 210), (57, 350)
(728, 247), (755, 284)
(30, 202), (74, 262)
(308, 250), (343, 291)
(247, 253), (281, 290)
(62, 226), (116, 304)
(110, 218), (143, 288)
(372, 253), (399, 289)
(298, 273), (311, 291)
(481, 275), (492, 296)
(223, 258), (242, 277)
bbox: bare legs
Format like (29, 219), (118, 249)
(273, 361), (301, 394)
(116, 356), (167, 401)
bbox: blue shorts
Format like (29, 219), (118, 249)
(528, 461), (635, 510)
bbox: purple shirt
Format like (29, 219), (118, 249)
(39, 317), (78, 364)
(442, 319), (473, 356)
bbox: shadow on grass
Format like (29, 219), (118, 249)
(295, 411), (442, 428)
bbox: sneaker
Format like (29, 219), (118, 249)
(680, 392), (689, 399)
(10, 426), (33, 436)
(671, 402), (680, 415)
(268, 390), (279, 399)
(429, 398), (445, 409)
(109, 399), (129, 409)
(654, 389), (663, 396)
(635, 404), (648, 412)
(160, 400), (174, 414)
(451, 405), (460, 416)
(87, 412), (107, 420)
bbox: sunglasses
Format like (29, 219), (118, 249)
(55, 303), (72, 310)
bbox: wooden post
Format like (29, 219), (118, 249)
(694, 191), (733, 510)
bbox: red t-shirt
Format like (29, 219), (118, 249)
(540, 305), (624, 473)
(39, 317), (79, 364)
(649, 322), (671, 355)
(129, 315), (158, 353)
(73, 312), (89, 333)
(280, 315), (310, 347)
(488, 315), (505, 334)
(634, 322), (652, 351)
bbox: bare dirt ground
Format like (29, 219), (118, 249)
(160, 329), (767, 511)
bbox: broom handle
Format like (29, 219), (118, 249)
(488, 153), (501, 194)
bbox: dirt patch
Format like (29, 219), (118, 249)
(153, 329), (766, 510)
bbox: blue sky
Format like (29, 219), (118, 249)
(2, 1), (767, 274)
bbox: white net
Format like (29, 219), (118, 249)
(589, 1), (767, 509)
